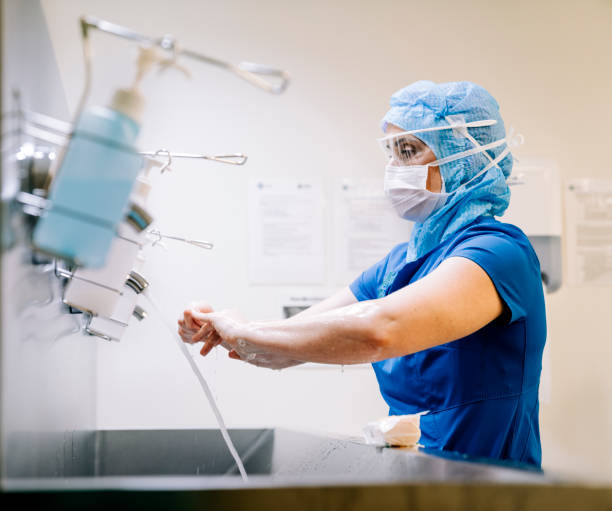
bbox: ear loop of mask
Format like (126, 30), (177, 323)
(446, 114), (498, 165)
(426, 138), (507, 168)
(445, 114), (524, 187)
(449, 145), (513, 195)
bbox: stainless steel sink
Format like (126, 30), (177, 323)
(3, 427), (547, 483)
(3, 428), (272, 478)
(8, 429), (611, 511)
(94, 429), (274, 477)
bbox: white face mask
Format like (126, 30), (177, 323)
(380, 118), (513, 223)
(384, 164), (449, 223)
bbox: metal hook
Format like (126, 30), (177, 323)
(84, 315), (113, 341)
(156, 40), (192, 79)
(153, 148), (172, 173)
(78, 16), (290, 94)
(234, 61), (290, 94)
(140, 150), (248, 167)
(151, 229), (164, 247)
(4, 109), (249, 169)
(146, 229), (214, 250)
(173, 152), (248, 166)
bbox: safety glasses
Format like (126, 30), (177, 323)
(377, 119), (498, 165)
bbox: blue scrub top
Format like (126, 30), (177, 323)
(350, 216), (546, 467)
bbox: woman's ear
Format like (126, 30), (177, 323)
(427, 167), (442, 193)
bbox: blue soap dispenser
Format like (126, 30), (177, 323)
(33, 85), (145, 267)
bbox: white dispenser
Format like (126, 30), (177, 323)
(501, 157), (563, 293)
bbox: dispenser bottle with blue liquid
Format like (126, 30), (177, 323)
(33, 68), (147, 267)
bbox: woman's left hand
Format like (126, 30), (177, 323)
(190, 309), (246, 356)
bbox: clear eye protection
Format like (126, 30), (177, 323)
(377, 119), (498, 165)
(378, 134), (430, 166)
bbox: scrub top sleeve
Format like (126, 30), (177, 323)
(349, 249), (395, 302)
(449, 233), (534, 324)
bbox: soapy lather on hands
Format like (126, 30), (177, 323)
(177, 302), (303, 370)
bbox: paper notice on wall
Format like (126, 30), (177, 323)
(565, 179), (612, 285)
(248, 179), (325, 284)
(334, 178), (413, 286)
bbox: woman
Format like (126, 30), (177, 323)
(178, 81), (546, 467)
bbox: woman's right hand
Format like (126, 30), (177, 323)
(178, 301), (214, 344)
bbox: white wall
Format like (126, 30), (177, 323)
(40, 0), (612, 481)
(2, 0), (97, 470)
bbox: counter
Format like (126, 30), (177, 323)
(2, 428), (611, 509)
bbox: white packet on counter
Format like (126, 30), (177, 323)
(363, 411), (428, 447)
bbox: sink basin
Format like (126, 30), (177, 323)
(95, 429), (273, 477)
(4, 429), (610, 511)
(9, 429), (612, 511)
(3, 427), (547, 483)
(3, 428), (271, 478)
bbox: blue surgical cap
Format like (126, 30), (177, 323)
(381, 80), (513, 261)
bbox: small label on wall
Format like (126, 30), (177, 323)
(565, 179), (612, 285)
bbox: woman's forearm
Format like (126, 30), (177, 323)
(286, 287), (358, 321)
(241, 300), (390, 364)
